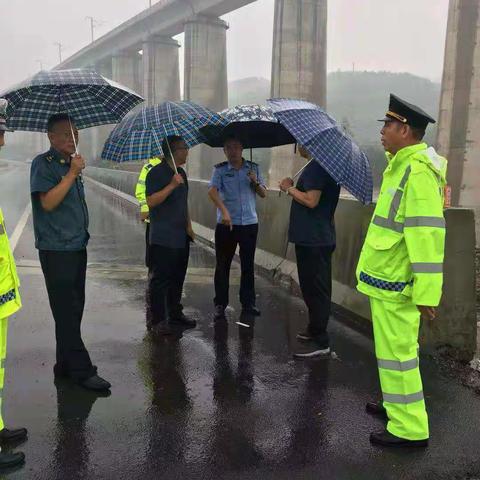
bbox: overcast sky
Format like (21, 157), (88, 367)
(0, 0), (449, 91)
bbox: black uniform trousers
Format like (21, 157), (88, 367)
(295, 244), (334, 347)
(39, 249), (96, 381)
(145, 222), (153, 327)
(149, 243), (190, 324)
(214, 223), (258, 308)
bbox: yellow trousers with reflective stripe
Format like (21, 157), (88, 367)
(0, 317), (8, 432)
(370, 298), (429, 440)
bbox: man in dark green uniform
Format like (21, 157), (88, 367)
(30, 113), (110, 392)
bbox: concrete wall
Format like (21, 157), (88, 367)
(85, 166), (478, 360)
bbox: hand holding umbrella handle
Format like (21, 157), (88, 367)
(278, 160), (313, 196)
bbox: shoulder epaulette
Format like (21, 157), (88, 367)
(214, 161), (228, 168)
(145, 163), (154, 170)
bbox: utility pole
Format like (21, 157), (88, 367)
(37, 60), (44, 71)
(86, 16), (96, 43)
(54, 42), (63, 63)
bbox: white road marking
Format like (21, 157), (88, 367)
(236, 321), (251, 328)
(9, 203), (31, 253)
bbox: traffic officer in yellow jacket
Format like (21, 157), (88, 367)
(356, 94), (447, 448)
(0, 99), (28, 469)
(135, 157), (162, 329)
(135, 157), (162, 269)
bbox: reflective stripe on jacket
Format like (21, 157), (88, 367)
(135, 157), (162, 216)
(356, 143), (447, 306)
(0, 208), (21, 318)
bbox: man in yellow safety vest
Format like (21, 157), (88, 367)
(356, 94), (447, 448)
(0, 98), (28, 469)
(135, 157), (162, 329)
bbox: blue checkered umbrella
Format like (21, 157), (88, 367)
(0, 69), (143, 132)
(102, 101), (228, 163)
(267, 98), (373, 204)
(200, 104), (295, 148)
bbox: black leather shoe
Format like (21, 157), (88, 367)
(241, 305), (261, 316)
(80, 375), (111, 392)
(370, 429), (428, 448)
(214, 305), (226, 320)
(0, 451), (25, 470)
(366, 401), (387, 416)
(0, 428), (28, 443)
(170, 313), (196, 329)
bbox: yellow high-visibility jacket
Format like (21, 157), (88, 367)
(0, 208), (21, 319)
(135, 157), (162, 220)
(356, 143), (447, 306)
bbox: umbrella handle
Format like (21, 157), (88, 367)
(68, 119), (79, 156)
(292, 159), (313, 180)
(163, 125), (178, 174)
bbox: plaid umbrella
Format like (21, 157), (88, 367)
(267, 98), (373, 204)
(0, 69), (143, 132)
(102, 101), (228, 163)
(201, 104), (295, 148)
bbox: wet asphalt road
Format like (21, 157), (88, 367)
(0, 159), (480, 480)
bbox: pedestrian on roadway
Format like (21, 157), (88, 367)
(279, 146), (340, 358)
(135, 155), (162, 329)
(145, 135), (196, 335)
(357, 94), (447, 448)
(0, 98), (28, 470)
(208, 136), (267, 320)
(30, 113), (111, 392)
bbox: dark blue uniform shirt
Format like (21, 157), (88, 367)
(30, 148), (89, 251)
(146, 162), (189, 249)
(288, 161), (340, 247)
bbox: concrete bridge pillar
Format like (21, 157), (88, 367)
(184, 15), (228, 111)
(184, 14), (229, 180)
(142, 36), (180, 105)
(112, 52), (142, 94)
(437, 0), (480, 243)
(269, 0), (328, 186)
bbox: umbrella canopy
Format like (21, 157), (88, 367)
(101, 101), (228, 163)
(0, 69), (143, 132)
(267, 98), (373, 204)
(200, 104), (295, 148)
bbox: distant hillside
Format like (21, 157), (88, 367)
(228, 77), (271, 107)
(229, 72), (440, 145)
(327, 71), (440, 145)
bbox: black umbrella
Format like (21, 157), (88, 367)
(200, 104), (295, 149)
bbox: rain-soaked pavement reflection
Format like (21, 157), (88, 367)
(2, 161), (480, 479)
